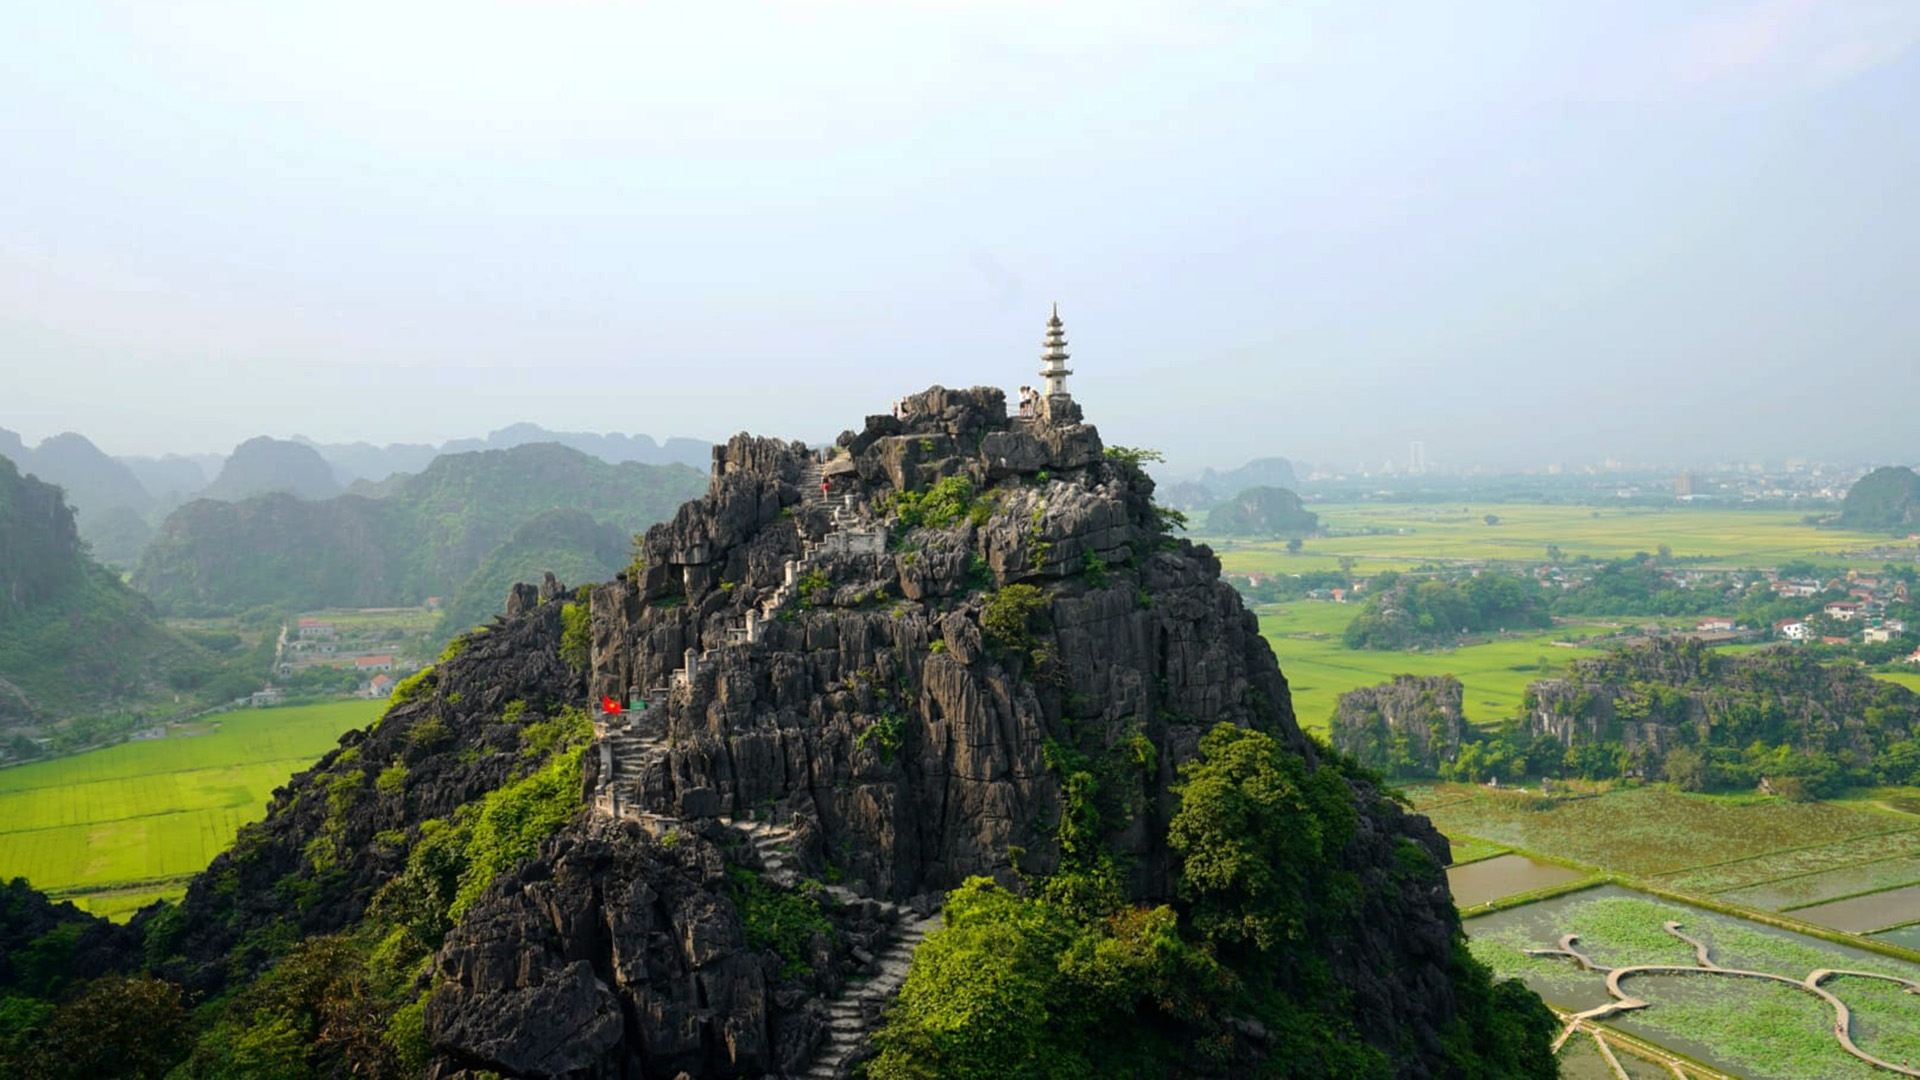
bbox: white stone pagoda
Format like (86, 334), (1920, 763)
(1038, 302), (1072, 396)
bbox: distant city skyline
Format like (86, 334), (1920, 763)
(4, 2), (1917, 470)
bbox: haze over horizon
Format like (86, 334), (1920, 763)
(5, 1), (1917, 473)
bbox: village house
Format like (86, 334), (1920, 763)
(1865, 626), (1901, 644)
(1823, 601), (1863, 622)
(250, 687), (284, 707)
(366, 673), (396, 697)
(1696, 616), (1737, 632)
(354, 654), (396, 673)
(296, 617), (337, 640)
(1775, 619), (1810, 641)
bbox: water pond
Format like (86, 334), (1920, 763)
(1446, 852), (1586, 909)
(1790, 883), (1920, 934)
(1871, 923), (1920, 951)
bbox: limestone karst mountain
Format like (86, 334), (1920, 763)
(199, 436), (343, 502)
(0, 457), (215, 729)
(2, 376), (1553, 1078)
(133, 443), (705, 616)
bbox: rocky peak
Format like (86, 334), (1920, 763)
(584, 384), (1304, 908)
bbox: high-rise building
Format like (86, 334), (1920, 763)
(1407, 440), (1427, 476)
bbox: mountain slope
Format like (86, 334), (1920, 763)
(134, 443), (705, 615)
(435, 508), (630, 639)
(0, 457), (215, 728)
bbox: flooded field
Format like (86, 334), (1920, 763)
(1789, 883), (1920, 934)
(1718, 855), (1920, 912)
(1446, 852), (1587, 909)
(1871, 923), (1920, 951)
(1467, 885), (1920, 1079)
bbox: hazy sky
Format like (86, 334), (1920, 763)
(4, 1), (1916, 471)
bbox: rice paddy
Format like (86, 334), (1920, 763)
(1469, 887), (1920, 1079)
(1256, 601), (1617, 729)
(1215, 502), (1909, 576)
(0, 700), (379, 918)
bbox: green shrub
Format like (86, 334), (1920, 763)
(559, 600), (591, 673)
(405, 715), (450, 752)
(798, 568), (832, 607)
(451, 743), (587, 920)
(1082, 551), (1109, 587)
(375, 763), (407, 796)
(729, 867), (832, 979)
(982, 585), (1048, 654)
(891, 476), (977, 530)
(389, 667), (433, 705)
(855, 712), (906, 762)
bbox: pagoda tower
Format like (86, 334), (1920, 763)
(1038, 303), (1073, 396)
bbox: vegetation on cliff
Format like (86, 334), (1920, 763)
(869, 725), (1556, 1079)
(1381, 638), (1920, 795)
(1326, 675), (1465, 776)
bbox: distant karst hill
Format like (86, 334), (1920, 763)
(199, 436), (343, 502)
(1204, 485), (1319, 536)
(1202, 454), (1296, 493)
(1840, 465), (1920, 532)
(0, 457), (216, 729)
(297, 422), (713, 484)
(134, 442), (707, 616)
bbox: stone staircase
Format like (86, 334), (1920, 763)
(726, 819), (941, 1080)
(593, 745), (939, 1078)
(590, 448), (931, 1076)
(803, 907), (940, 1079)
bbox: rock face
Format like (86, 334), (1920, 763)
(497, 385), (1486, 1075)
(586, 386), (1296, 903)
(1328, 674), (1465, 775)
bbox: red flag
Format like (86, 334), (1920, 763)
(601, 695), (623, 715)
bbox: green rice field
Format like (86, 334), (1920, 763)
(1215, 503), (1910, 577)
(1415, 785), (1916, 882)
(0, 700), (379, 919)
(1258, 601), (1615, 729)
